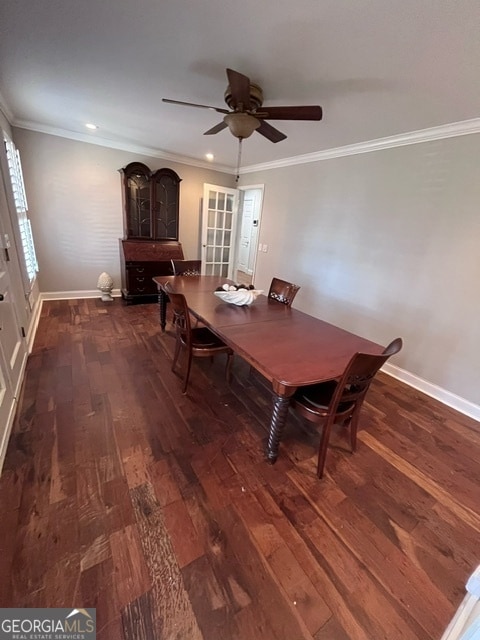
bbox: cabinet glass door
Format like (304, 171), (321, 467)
(152, 171), (180, 240)
(121, 163), (181, 240)
(125, 166), (151, 238)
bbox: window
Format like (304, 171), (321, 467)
(3, 134), (38, 287)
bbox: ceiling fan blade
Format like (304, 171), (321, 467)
(256, 105), (323, 121)
(226, 68), (251, 110)
(256, 120), (287, 143)
(162, 98), (230, 115)
(204, 121), (228, 135)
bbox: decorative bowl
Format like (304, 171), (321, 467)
(214, 289), (263, 306)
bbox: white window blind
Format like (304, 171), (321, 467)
(4, 135), (38, 285)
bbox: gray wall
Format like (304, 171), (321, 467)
(243, 133), (480, 406)
(11, 126), (480, 409)
(13, 129), (235, 293)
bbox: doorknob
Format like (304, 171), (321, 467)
(0, 294), (4, 301)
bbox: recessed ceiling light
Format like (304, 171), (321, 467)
(85, 123), (98, 130)
(205, 153), (214, 161)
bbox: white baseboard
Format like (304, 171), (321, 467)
(26, 295), (43, 353)
(40, 288), (122, 301)
(0, 347), (28, 476)
(382, 362), (480, 423)
(0, 396), (18, 475)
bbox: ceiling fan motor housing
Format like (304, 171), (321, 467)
(162, 68), (322, 143)
(224, 83), (263, 111)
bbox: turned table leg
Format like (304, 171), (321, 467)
(158, 289), (168, 332)
(265, 393), (291, 464)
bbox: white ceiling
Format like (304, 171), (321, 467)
(0, 0), (479, 171)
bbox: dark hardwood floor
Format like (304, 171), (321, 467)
(0, 298), (479, 639)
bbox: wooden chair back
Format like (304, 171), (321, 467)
(171, 259), (202, 276)
(292, 337), (402, 477)
(268, 277), (300, 307)
(165, 287), (192, 344)
(164, 283), (233, 393)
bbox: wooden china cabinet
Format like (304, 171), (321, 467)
(119, 162), (184, 303)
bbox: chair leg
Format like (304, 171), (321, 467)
(316, 419), (334, 479)
(172, 338), (181, 371)
(172, 336), (181, 372)
(182, 350), (193, 394)
(349, 411), (361, 452)
(225, 351), (233, 382)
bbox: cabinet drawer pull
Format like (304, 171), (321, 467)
(136, 277), (145, 282)
(136, 267), (145, 273)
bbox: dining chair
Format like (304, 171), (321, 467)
(171, 259), (202, 276)
(268, 277), (300, 307)
(290, 337), (403, 478)
(169, 259), (201, 328)
(165, 287), (233, 394)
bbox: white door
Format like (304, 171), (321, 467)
(237, 193), (253, 273)
(201, 184), (238, 279)
(237, 187), (263, 276)
(0, 235), (27, 467)
(0, 343), (14, 463)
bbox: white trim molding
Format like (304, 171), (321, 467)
(11, 116), (480, 177)
(0, 347), (29, 476)
(26, 295), (43, 353)
(0, 90), (14, 124)
(40, 288), (122, 301)
(382, 362), (480, 423)
(241, 118), (480, 174)
(13, 120), (233, 174)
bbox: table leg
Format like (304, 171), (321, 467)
(158, 289), (167, 332)
(265, 393), (291, 463)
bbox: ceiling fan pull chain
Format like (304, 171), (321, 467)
(235, 137), (243, 183)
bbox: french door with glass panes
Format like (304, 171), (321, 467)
(201, 184), (238, 279)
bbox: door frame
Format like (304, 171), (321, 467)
(0, 130), (30, 473)
(201, 183), (239, 280)
(201, 183), (264, 284)
(235, 184), (264, 282)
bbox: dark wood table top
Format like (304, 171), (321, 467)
(154, 275), (383, 395)
(185, 291), (293, 327)
(153, 274), (235, 293)
(218, 315), (382, 392)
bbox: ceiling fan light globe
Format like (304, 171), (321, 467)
(224, 113), (260, 139)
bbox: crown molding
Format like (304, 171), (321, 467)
(0, 90), (14, 123)
(12, 120), (233, 174)
(241, 118), (480, 174)
(11, 116), (480, 176)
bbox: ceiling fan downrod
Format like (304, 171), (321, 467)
(235, 137), (244, 184)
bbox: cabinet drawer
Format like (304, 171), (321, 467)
(125, 261), (173, 277)
(128, 265), (149, 277)
(125, 271), (157, 294)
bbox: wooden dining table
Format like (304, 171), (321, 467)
(153, 275), (384, 464)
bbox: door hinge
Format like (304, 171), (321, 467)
(4, 248), (9, 262)
(21, 326), (26, 337)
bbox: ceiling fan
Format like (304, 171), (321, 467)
(162, 68), (323, 143)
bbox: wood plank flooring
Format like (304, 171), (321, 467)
(0, 298), (479, 639)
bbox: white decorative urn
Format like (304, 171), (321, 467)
(97, 272), (114, 302)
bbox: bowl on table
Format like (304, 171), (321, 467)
(214, 288), (263, 306)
